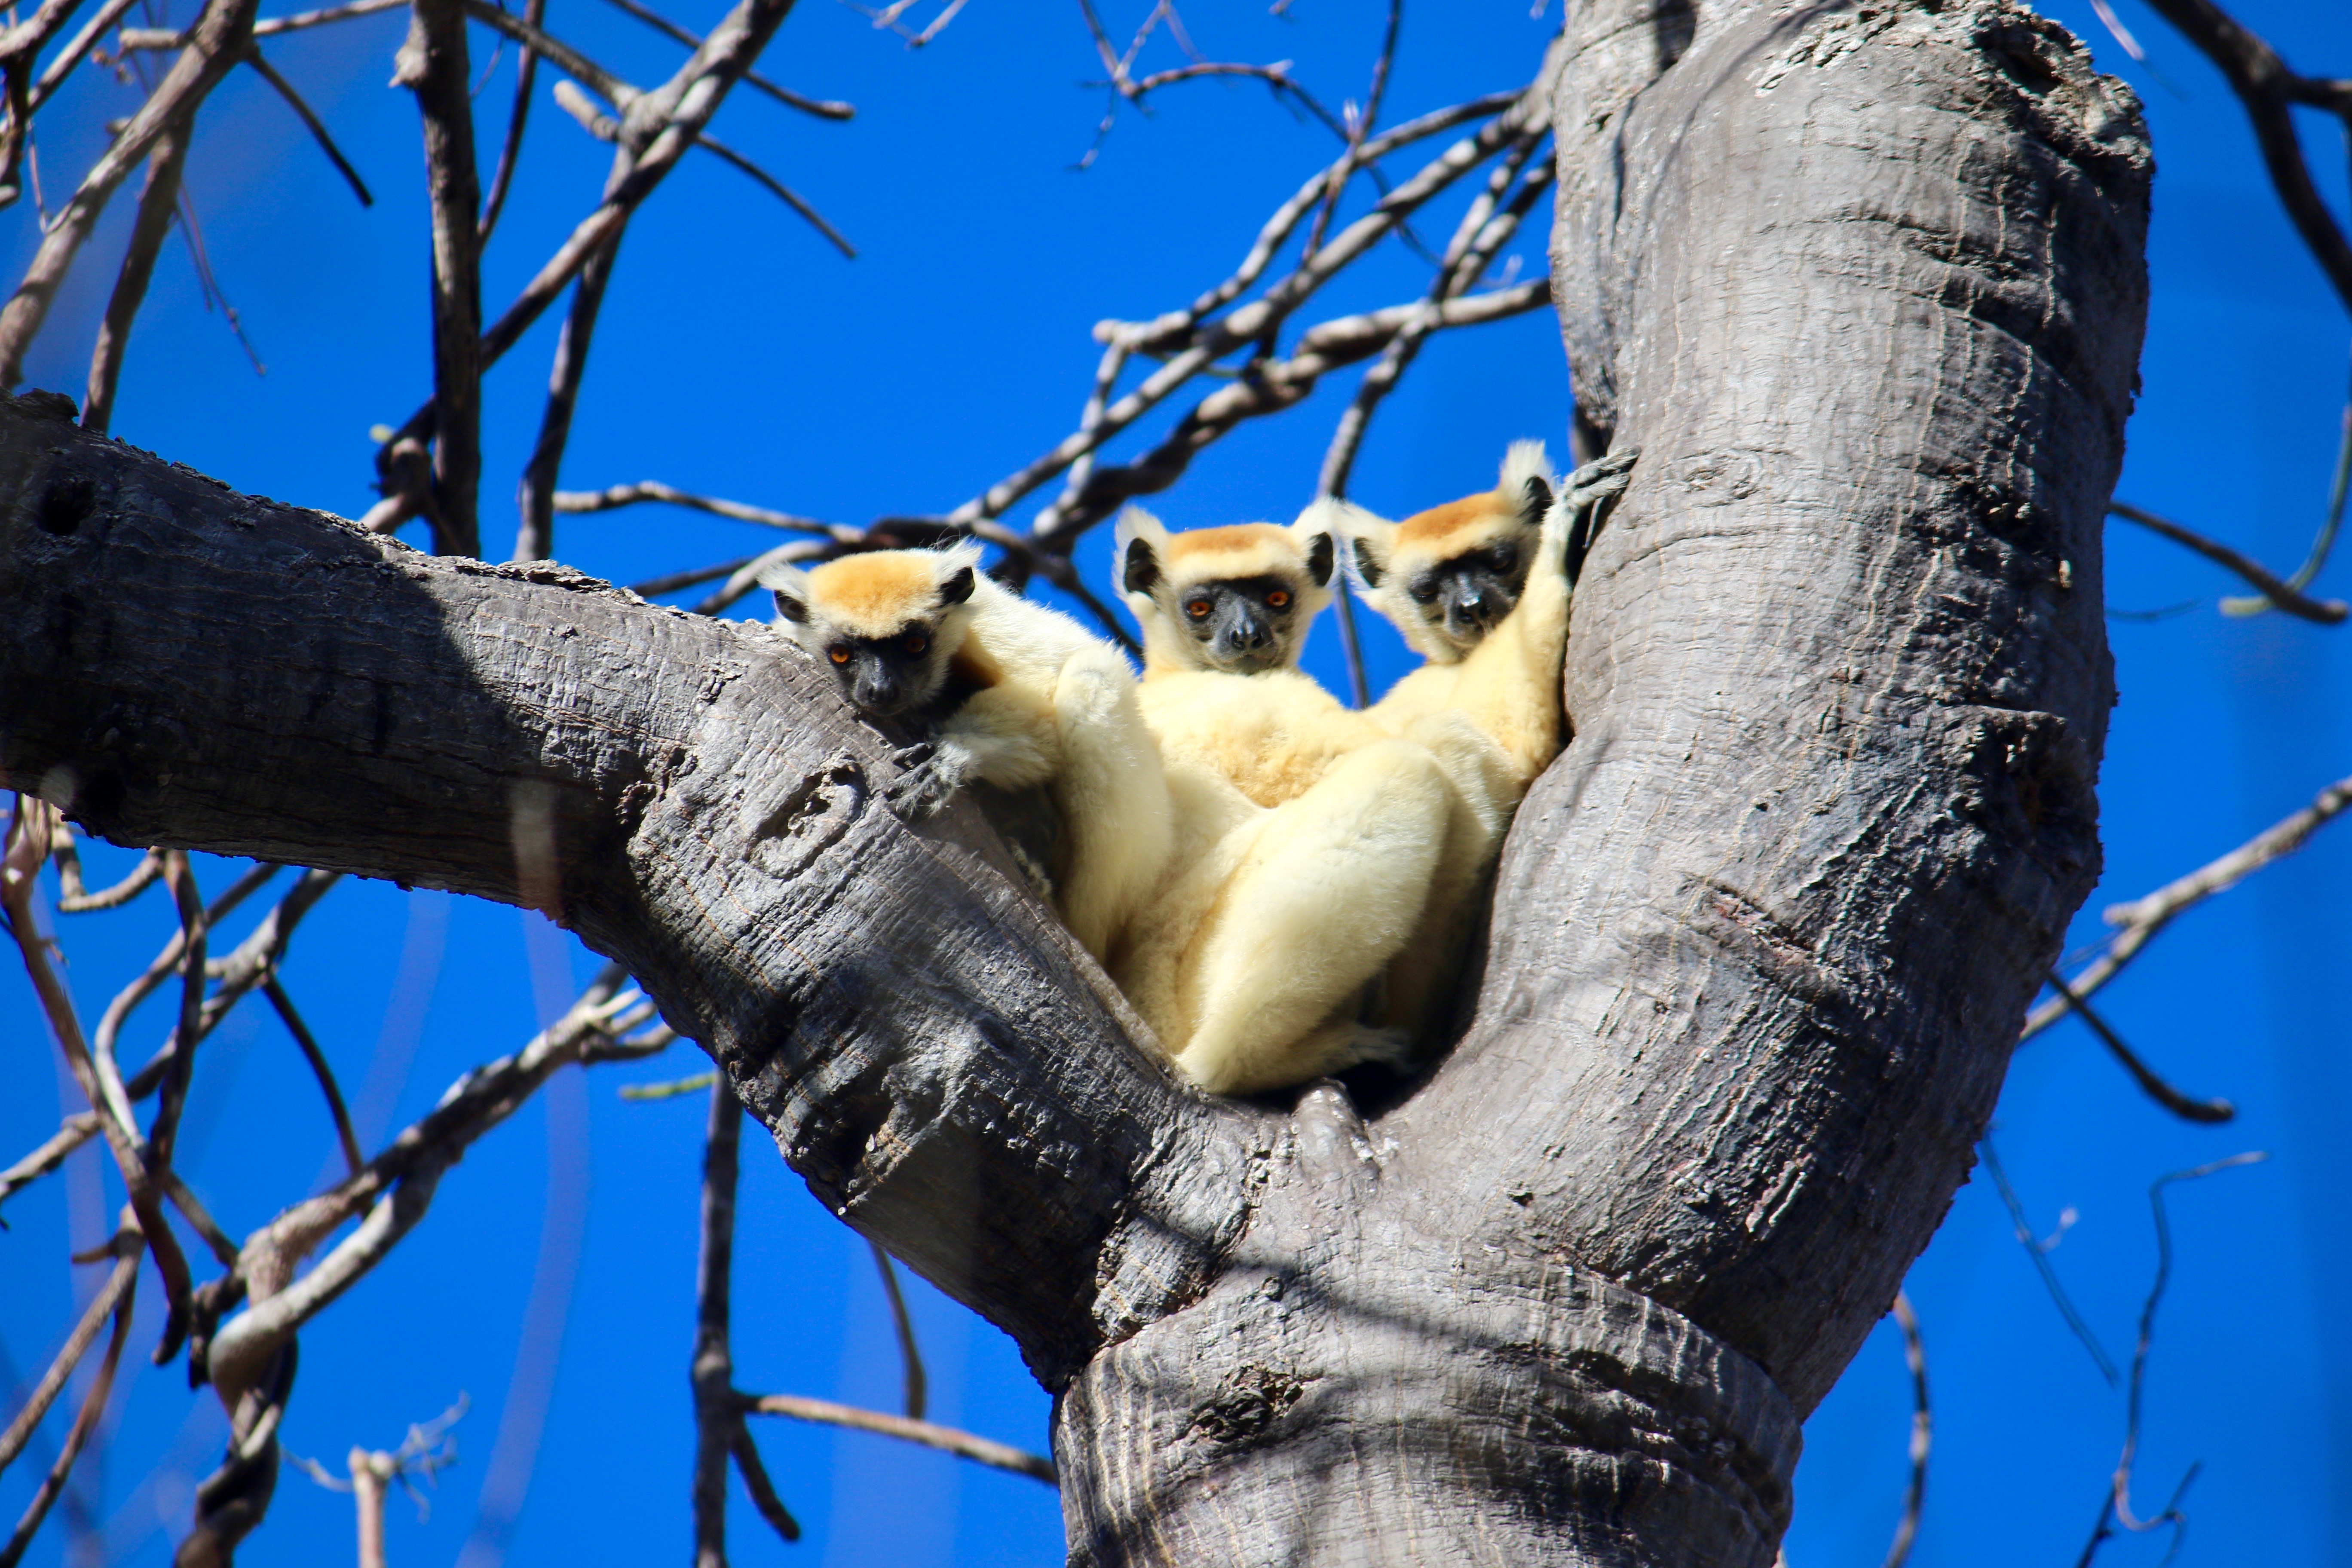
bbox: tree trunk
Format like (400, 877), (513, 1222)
(0, 0), (2147, 1561)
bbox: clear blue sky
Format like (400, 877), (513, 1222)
(1, 3), (2344, 1565)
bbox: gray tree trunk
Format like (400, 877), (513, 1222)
(0, 0), (2147, 1562)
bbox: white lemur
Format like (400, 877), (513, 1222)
(1117, 444), (1638, 1057)
(766, 543), (1447, 1097)
(764, 543), (1171, 966)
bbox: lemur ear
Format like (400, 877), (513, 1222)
(1122, 538), (1161, 595)
(938, 564), (976, 606)
(1519, 474), (1554, 529)
(1305, 531), (1335, 588)
(771, 588), (809, 623)
(1345, 535), (1386, 590)
(760, 558), (814, 625)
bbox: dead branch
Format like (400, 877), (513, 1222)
(262, 978), (364, 1177)
(625, 555), (762, 599)
(2107, 501), (2349, 622)
(2024, 772), (2352, 1039)
(475, 0), (540, 242)
(2223, 364), (2349, 615)
(394, 0), (484, 555)
(0, 1234), (138, 1475)
(0, 1112), (100, 1210)
(554, 480), (845, 536)
(741, 1393), (1056, 1484)
(595, 0), (849, 119)
(116, 0), (404, 51)
(1978, 1133), (2119, 1387)
(2139, 0), (2352, 312)
(870, 1240), (927, 1419)
(2039, 968), (2234, 1124)
(52, 833), (160, 912)
(0, 1239), (135, 1567)
(692, 1076), (740, 1568)
(245, 47), (373, 207)
(1880, 1291), (1929, 1568)
(80, 122), (187, 435)
(0, 0), (260, 389)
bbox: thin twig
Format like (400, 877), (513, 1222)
(869, 1240), (927, 1420)
(2082, 1152), (2268, 1566)
(512, 227), (622, 563)
(1879, 1290), (1929, 1568)
(595, 0), (850, 119)
(1978, 1133), (2119, 1386)
(2023, 772), (2352, 1039)
(0, 1112), (100, 1212)
(554, 479), (847, 535)
(263, 978), (364, 1178)
(2223, 350), (2351, 615)
(2040, 968), (2233, 1124)
(0, 1245), (135, 1567)
(2138, 0), (2352, 312)
(693, 131), (855, 256)
(2108, 501), (2349, 622)
(0, 1235), (138, 1474)
(617, 1070), (718, 1099)
(475, 0), (539, 242)
(245, 46), (372, 205)
(115, 0), (404, 49)
(1298, 0), (1401, 264)
(692, 1075), (741, 1568)
(52, 836), (160, 912)
(729, 1426), (800, 1543)
(742, 1393), (1057, 1484)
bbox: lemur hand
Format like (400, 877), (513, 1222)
(881, 740), (981, 821)
(1561, 446), (1640, 587)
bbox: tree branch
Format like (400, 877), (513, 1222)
(741, 1394), (1054, 1484)
(393, 0), (483, 555)
(2107, 501), (2349, 622)
(78, 124), (189, 434)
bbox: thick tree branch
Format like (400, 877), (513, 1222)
(393, 0), (483, 555)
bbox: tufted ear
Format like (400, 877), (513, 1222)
(759, 559), (815, 628)
(1115, 507), (1168, 597)
(937, 564), (976, 606)
(1498, 439), (1556, 530)
(1303, 498), (1394, 594)
(1304, 531), (1335, 587)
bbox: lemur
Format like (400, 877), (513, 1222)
(1117, 444), (1638, 1058)
(764, 543), (1171, 965)
(766, 543), (1444, 1097)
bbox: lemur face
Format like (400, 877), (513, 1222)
(1171, 573), (1307, 674)
(768, 551), (977, 718)
(807, 622), (942, 717)
(1117, 514), (1336, 675)
(1342, 449), (1554, 664)
(1403, 534), (1529, 652)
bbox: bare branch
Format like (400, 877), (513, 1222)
(728, 1427), (800, 1543)
(512, 230), (620, 563)
(0, 1245), (135, 1566)
(625, 555), (761, 599)
(245, 47), (373, 206)
(2024, 772), (2352, 1038)
(52, 834), (160, 912)
(692, 1076), (741, 1568)
(870, 1240), (927, 1419)
(554, 479), (846, 536)
(742, 1393), (1056, 1484)
(0, 1235), (137, 1475)
(263, 977), (364, 1177)
(2223, 358), (2351, 616)
(394, 0), (484, 555)
(0, 1112), (99, 1210)
(2108, 501), (2349, 622)
(475, 0), (540, 242)
(1299, 0), (1402, 263)
(458, 0), (636, 111)
(115, 0), (404, 50)
(2039, 968), (2234, 1124)
(0, 0), (260, 390)
(1879, 1291), (1929, 1568)
(595, 0), (850, 119)
(693, 132), (855, 256)
(1978, 1132), (2118, 1386)
(2139, 0), (2352, 312)
(28, 0), (141, 111)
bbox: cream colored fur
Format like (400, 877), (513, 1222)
(769, 544), (1173, 965)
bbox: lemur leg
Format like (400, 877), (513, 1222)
(1049, 649), (1175, 962)
(1173, 738), (1450, 1095)
(1378, 712), (1514, 1047)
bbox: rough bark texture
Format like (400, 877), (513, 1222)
(0, 1), (2149, 1561)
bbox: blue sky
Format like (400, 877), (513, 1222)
(1, 2), (2345, 1565)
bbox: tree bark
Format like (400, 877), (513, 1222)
(0, 0), (2148, 1561)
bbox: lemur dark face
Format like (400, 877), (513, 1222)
(1176, 575), (1304, 674)
(1406, 537), (1529, 651)
(810, 624), (940, 718)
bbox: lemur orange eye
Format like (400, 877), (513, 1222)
(828, 646), (852, 665)
(1185, 598), (1212, 620)
(1265, 589), (1290, 609)
(902, 633), (928, 656)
